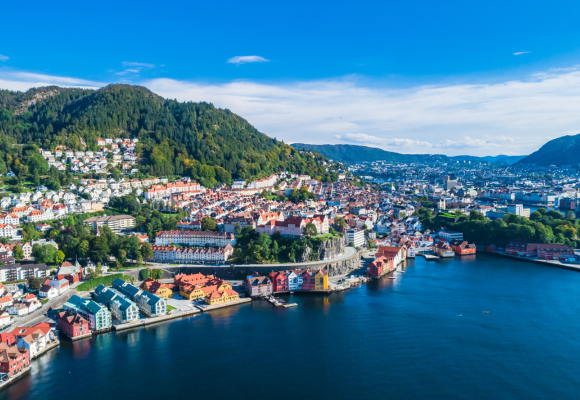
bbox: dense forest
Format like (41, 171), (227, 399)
(416, 207), (579, 248)
(0, 84), (335, 187)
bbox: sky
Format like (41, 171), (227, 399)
(2, 0), (580, 156)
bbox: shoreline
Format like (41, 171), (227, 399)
(477, 248), (580, 272)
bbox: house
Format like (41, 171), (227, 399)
(243, 274), (272, 297)
(0, 311), (10, 328)
(11, 324), (54, 359)
(62, 295), (112, 331)
(375, 246), (405, 266)
(269, 272), (288, 292)
(314, 269), (328, 291)
(8, 304), (28, 316)
(49, 278), (70, 294)
(287, 271), (298, 291)
(139, 278), (173, 299)
(0, 344), (29, 378)
(0, 296), (13, 309)
(450, 240), (477, 256)
(302, 270), (315, 291)
(57, 310), (91, 339)
(367, 256), (395, 279)
(204, 287), (239, 305)
(38, 285), (58, 299)
(433, 241), (455, 258)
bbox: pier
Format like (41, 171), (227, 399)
(266, 295), (298, 308)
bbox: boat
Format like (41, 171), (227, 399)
(388, 276), (396, 279)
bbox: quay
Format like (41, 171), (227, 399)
(0, 367), (30, 392)
(112, 309), (200, 331)
(476, 247), (580, 273)
(417, 253), (440, 261)
(193, 297), (252, 312)
(265, 295), (298, 308)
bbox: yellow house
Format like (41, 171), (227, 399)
(205, 288), (240, 305)
(314, 269), (328, 291)
(180, 285), (206, 300)
(155, 286), (173, 299)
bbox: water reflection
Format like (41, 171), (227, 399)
(71, 337), (92, 359)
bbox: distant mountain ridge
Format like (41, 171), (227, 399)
(518, 134), (580, 166)
(291, 143), (523, 164)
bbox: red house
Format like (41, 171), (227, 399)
(57, 310), (90, 339)
(450, 241), (477, 255)
(367, 256), (394, 279)
(0, 333), (15, 346)
(506, 242), (574, 260)
(302, 270), (315, 291)
(269, 272), (288, 292)
(0, 343), (29, 377)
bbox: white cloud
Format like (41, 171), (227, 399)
(513, 51), (531, 56)
(227, 55), (269, 65)
(0, 54), (8, 61)
(4, 65), (580, 156)
(122, 61), (155, 68)
(116, 69), (140, 75)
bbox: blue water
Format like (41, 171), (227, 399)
(2, 253), (580, 400)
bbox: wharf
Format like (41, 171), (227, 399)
(0, 367), (30, 392)
(62, 332), (92, 341)
(194, 297), (252, 312)
(477, 248), (580, 273)
(112, 309), (200, 331)
(265, 296), (298, 308)
(33, 340), (60, 359)
(418, 253), (440, 261)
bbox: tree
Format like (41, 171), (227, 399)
(234, 223), (242, 235)
(140, 269), (150, 280)
(27, 277), (42, 291)
(136, 254), (143, 267)
(90, 236), (109, 262)
(151, 268), (163, 279)
(141, 242), (153, 266)
(55, 250), (65, 265)
(566, 210), (576, 220)
(303, 222), (318, 238)
(201, 217), (218, 232)
(117, 249), (127, 267)
(36, 245), (58, 264)
(334, 216), (346, 229)
(13, 245), (23, 261)
(469, 210), (485, 221)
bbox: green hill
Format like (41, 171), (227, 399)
(0, 84), (334, 187)
(291, 143), (448, 164)
(518, 134), (580, 166)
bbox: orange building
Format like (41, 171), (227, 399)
(450, 240), (476, 255)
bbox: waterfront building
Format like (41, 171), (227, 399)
(63, 295), (112, 331)
(314, 269), (328, 291)
(437, 230), (464, 241)
(140, 278), (174, 299)
(94, 285), (139, 323)
(205, 287), (239, 305)
(112, 278), (167, 317)
(367, 256), (395, 279)
(505, 242), (575, 260)
(375, 246), (405, 266)
(302, 270), (315, 291)
(287, 271), (299, 291)
(433, 242), (455, 258)
(57, 310), (90, 339)
(244, 275), (273, 297)
(450, 240), (477, 255)
(269, 272), (288, 292)
(0, 344), (29, 378)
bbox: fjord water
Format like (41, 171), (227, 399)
(3, 254), (580, 400)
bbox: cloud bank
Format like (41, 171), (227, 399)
(0, 54), (8, 61)
(3, 66), (580, 156)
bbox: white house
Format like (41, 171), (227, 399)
(38, 285), (58, 299)
(287, 271), (298, 291)
(8, 303), (29, 316)
(49, 279), (69, 295)
(0, 311), (10, 327)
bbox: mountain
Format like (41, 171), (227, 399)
(0, 84), (334, 187)
(451, 155), (525, 164)
(518, 134), (580, 166)
(291, 143), (524, 165)
(291, 143), (448, 164)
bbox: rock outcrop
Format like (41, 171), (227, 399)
(299, 237), (345, 263)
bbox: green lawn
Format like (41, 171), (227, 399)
(76, 274), (134, 292)
(167, 305), (177, 311)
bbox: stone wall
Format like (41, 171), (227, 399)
(125, 248), (361, 281)
(299, 237), (346, 263)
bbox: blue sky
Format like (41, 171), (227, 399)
(3, 0), (580, 156)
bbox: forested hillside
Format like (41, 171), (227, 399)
(518, 133), (580, 166)
(291, 143), (448, 164)
(0, 84), (334, 188)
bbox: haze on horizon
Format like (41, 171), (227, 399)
(2, 0), (580, 157)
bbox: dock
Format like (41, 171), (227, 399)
(194, 297), (252, 312)
(113, 309), (200, 331)
(418, 253), (440, 261)
(266, 295), (297, 308)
